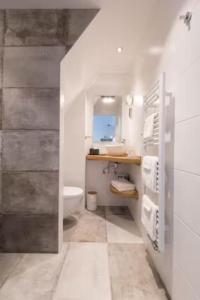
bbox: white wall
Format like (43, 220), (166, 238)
(86, 160), (131, 206)
(129, 0), (200, 298)
(63, 92), (86, 192)
(170, 2), (200, 299)
(85, 92), (132, 206)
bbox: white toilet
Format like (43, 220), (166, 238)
(63, 186), (83, 219)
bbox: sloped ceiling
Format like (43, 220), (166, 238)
(61, 0), (186, 106)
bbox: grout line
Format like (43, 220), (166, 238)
(174, 214), (200, 240)
(2, 170), (58, 173)
(2, 129), (59, 131)
(3, 45), (66, 48)
(174, 167), (200, 177)
(2, 87), (60, 89)
(50, 243), (70, 300)
(2, 170), (59, 173)
(2, 85), (60, 91)
(0, 253), (25, 290)
(176, 114), (200, 125)
(106, 242), (113, 300)
(0, 213), (58, 218)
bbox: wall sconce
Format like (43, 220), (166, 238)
(126, 95), (134, 118)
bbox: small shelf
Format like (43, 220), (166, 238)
(110, 185), (139, 199)
(86, 154), (141, 165)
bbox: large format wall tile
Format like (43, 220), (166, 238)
(0, 90), (2, 129)
(5, 10), (65, 46)
(0, 11), (4, 46)
(0, 214), (58, 253)
(3, 46), (65, 88)
(174, 216), (200, 298)
(3, 88), (59, 129)
(173, 264), (199, 300)
(174, 169), (200, 236)
(175, 116), (200, 175)
(2, 131), (59, 171)
(2, 171), (58, 214)
(0, 9), (98, 254)
(0, 48), (2, 88)
(66, 10), (98, 46)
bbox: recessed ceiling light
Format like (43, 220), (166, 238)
(101, 96), (116, 104)
(117, 47), (123, 53)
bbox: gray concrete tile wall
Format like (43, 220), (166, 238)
(3, 46), (65, 88)
(2, 131), (59, 171)
(4, 9), (98, 47)
(0, 90), (2, 129)
(0, 11), (4, 46)
(5, 10), (64, 46)
(66, 10), (98, 46)
(0, 9), (98, 253)
(0, 214), (58, 253)
(3, 88), (59, 130)
(0, 48), (2, 88)
(0, 130), (2, 169)
(1, 171), (58, 214)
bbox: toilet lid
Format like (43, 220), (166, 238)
(63, 186), (83, 198)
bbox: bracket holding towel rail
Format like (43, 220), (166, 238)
(143, 73), (171, 253)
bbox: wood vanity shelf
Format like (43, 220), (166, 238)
(86, 154), (141, 165)
(110, 185), (139, 199)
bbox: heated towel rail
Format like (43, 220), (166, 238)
(143, 73), (171, 252)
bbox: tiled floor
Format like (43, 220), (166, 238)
(0, 206), (167, 300)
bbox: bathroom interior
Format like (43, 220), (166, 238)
(0, 0), (199, 299)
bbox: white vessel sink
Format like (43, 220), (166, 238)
(106, 144), (126, 156)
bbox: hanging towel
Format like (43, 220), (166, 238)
(111, 179), (135, 192)
(141, 194), (159, 242)
(143, 113), (159, 140)
(142, 156), (159, 193)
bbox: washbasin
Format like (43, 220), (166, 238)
(106, 144), (126, 156)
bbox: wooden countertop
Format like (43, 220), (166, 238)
(86, 154), (141, 165)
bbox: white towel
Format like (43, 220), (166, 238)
(142, 156), (159, 193)
(141, 194), (159, 241)
(111, 180), (135, 192)
(143, 113), (158, 139)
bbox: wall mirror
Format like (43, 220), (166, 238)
(93, 96), (122, 143)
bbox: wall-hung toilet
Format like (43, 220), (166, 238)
(63, 186), (83, 219)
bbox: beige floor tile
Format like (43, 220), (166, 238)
(0, 253), (24, 288)
(0, 244), (68, 300)
(53, 242), (112, 300)
(106, 214), (143, 244)
(70, 209), (107, 242)
(63, 214), (80, 242)
(108, 243), (167, 300)
(105, 206), (131, 217)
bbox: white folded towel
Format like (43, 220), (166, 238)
(111, 180), (135, 192)
(143, 113), (158, 140)
(142, 156), (159, 193)
(141, 194), (159, 242)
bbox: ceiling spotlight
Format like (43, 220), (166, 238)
(117, 47), (123, 53)
(101, 96), (116, 104)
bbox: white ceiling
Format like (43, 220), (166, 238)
(0, 0), (107, 9)
(61, 0), (159, 105)
(61, 0), (186, 107)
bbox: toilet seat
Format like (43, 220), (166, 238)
(63, 186), (83, 199)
